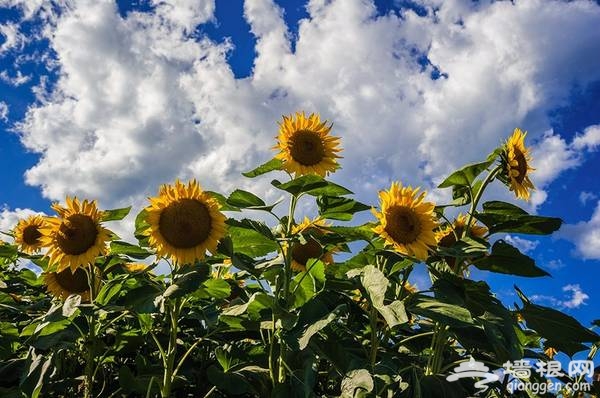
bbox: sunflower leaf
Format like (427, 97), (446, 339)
(101, 206), (131, 222)
(473, 240), (549, 277)
(317, 196), (370, 221)
(475, 201), (562, 235)
(272, 175), (352, 196)
(438, 159), (495, 188)
(109, 241), (153, 259)
(519, 298), (599, 355)
(347, 265), (408, 327)
(206, 191), (241, 212)
(242, 158), (284, 178)
(226, 189), (279, 211)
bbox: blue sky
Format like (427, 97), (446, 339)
(1, 0), (599, 329)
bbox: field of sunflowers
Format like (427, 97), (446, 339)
(1, 112), (598, 397)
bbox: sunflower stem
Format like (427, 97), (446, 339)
(83, 265), (97, 398)
(465, 165), (502, 238)
(161, 297), (181, 398)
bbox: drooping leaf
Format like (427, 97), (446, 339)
(519, 296), (599, 356)
(438, 159), (494, 188)
(475, 201), (562, 235)
(406, 294), (474, 327)
(347, 265), (408, 327)
(473, 240), (549, 277)
(226, 189), (277, 211)
(272, 175), (352, 197)
(317, 196), (370, 221)
(101, 206), (131, 221)
(242, 158), (283, 178)
(110, 241), (152, 259)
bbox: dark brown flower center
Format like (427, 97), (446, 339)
(292, 237), (323, 267)
(289, 130), (325, 166)
(159, 198), (212, 249)
(57, 214), (99, 255)
(513, 150), (528, 184)
(438, 226), (464, 248)
(23, 225), (42, 246)
(384, 206), (422, 244)
(54, 268), (90, 294)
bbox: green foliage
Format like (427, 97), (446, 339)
(0, 134), (594, 398)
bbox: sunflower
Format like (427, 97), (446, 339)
(40, 197), (111, 273)
(144, 179), (227, 265)
(44, 267), (95, 302)
(501, 128), (535, 200)
(290, 217), (334, 272)
(274, 112), (342, 177)
(13, 215), (46, 254)
(435, 213), (487, 247)
(372, 182), (438, 261)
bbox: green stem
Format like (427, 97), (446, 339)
(369, 305), (379, 370)
(161, 298), (182, 398)
(84, 265), (97, 398)
(465, 166), (502, 237)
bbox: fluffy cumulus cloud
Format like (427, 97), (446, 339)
(4, 0), (600, 216)
(558, 200), (600, 260)
(531, 283), (589, 309)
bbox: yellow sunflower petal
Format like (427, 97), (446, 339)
(13, 215), (46, 254)
(372, 182), (438, 261)
(144, 179), (227, 266)
(502, 128), (535, 201)
(39, 197), (111, 272)
(274, 112), (342, 177)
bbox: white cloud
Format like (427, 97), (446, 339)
(572, 124), (600, 152)
(503, 234), (539, 254)
(557, 200), (600, 260)
(0, 69), (31, 86)
(579, 191), (598, 206)
(5, 0), (600, 219)
(0, 21), (25, 54)
(0, 101), (8, 121)
(561, 284), (589, 309)
(545, 259), (566, 270)
(531, 284), (589, 309)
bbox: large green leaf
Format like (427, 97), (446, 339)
(228, 225), (278, 257)
(205, 191), (241, 212)
(438, 159), (494, 188)
(340, 369), (374, 398)
(101, 206), (131, 221)
(406, 295), (474, 327)
(475, 201), (562, 235)
(473, 240), (549, 277)
(226, 189), (278, 211)
(519, 296), (599, 356)
(317, 196), (370, 221)
(226, 218), (274, 240)
(110, 241), (152, 259)
(272, 175), (352, 196)
(221, 292), (274, 320)
(347, 265), (408, 327)
(242, 158), (283, 178)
